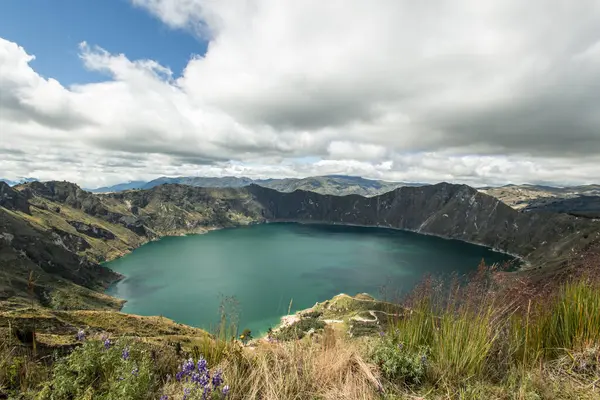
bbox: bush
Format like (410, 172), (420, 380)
(348, 320), (381, 337)
(39, 337), (157, 400)
(300, 310), (323, 319)
(370, 334), (428, 385)
(274, 318), (325, 341)
(0, 344), (49, 396)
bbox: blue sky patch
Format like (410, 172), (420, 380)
(0, 0), (207, 85)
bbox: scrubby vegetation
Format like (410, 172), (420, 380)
(38, 338), (158, 399)
(274, 316), (326, 341)
(2, 256), (600, 399)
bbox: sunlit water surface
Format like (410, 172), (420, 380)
(106, 223), (514, 334)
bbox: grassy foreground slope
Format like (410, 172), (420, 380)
(2, 257), (600, 399)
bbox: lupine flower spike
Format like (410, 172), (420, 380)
(175, 356), (231, 398)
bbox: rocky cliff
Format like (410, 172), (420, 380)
(0, 183), (122, 310)
(247, 183), (600, 267)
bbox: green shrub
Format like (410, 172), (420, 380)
(39, 338), (157, 400)
(370, 334), (428, 385)
(274, 318), (325, 341)
(348, 320), (381, 337)
(0, 344), (49, 396)
(301, 310), (323, 319)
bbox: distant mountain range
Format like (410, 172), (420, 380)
(88, 175), (425, 197)
(86, 180), (147, 193)
(0, 177), (38, 186)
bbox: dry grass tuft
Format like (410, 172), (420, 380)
(220, 329), (382, 400)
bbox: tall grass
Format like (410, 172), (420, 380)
(394, 299), (435, 349)
(544, 279), (600, 352)
(393, 298), (506, 382)
(194, 296), (241, 366)
(512, 278), (600, 364)
(389, 258), (600, 387)
(391, 263), (516, 383)
(432, 304), (501, 381)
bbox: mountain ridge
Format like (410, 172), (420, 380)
(88, 175), (424, 197)
(0, 177), (38, 187)
(1, 180), (599, 311)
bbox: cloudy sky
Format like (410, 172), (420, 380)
(1, 0), (599, 188)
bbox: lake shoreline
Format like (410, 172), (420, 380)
(264, 219), (527, 268)
(103, 222), (518, 332)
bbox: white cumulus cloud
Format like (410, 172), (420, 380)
(1, 0), (600, 188)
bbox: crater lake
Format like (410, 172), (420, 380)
(105, 223), (516, 334)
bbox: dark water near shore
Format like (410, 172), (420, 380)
(106, 223), (515, 334)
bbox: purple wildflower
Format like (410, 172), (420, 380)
(183, 387), (191, 400)
(76, 329), (85, 341)
(182, 358), (195, 374)
(122, 347), (130, 361)
(197, 357), (208, 374)
(222, 385), (230, 396)
(379, 331), (385, 337)
(212, 369), (223, 388)
(131, 367), (139, 376)
(198, 373), (209, 387)
(104, 338), (111, 350)
(175, 371), (184, 382)
(160, 396), (168, 400)
(202, 384), (211, 400)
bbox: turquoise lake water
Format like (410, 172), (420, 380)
(105, 223), (515, 335)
